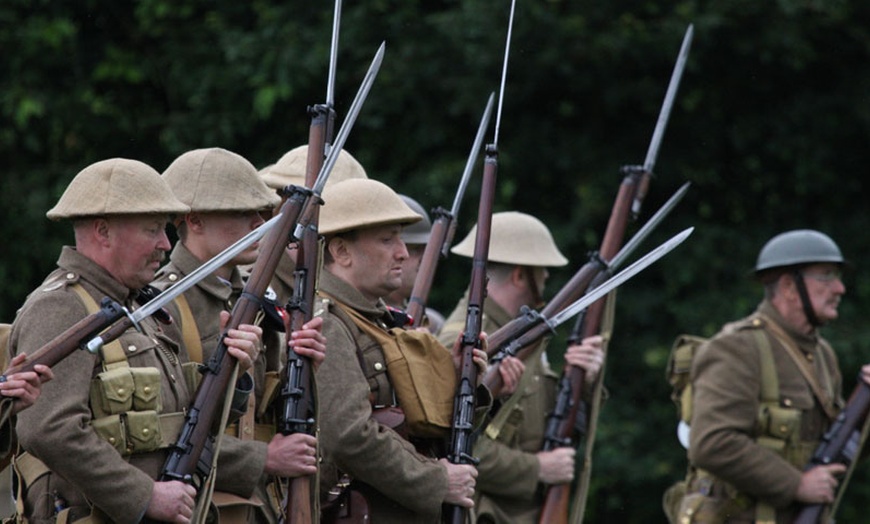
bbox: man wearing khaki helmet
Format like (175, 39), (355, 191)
(10, 158), (262, 523)
(439, 211), (605, 524)
(259, 145), (368, 307)
(315, 178), (490, 523)
(152, 147), (326, 523)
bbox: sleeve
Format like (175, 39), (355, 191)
(317, 312), (448, 515)
(12, 293), (154, 523)
(214, 437), (268, 496)
(687, 331), (802, 507)
(473, 435), (540, 500)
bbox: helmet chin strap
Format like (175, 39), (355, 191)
(792, 270), (821, 327)
(523, 266), (545, 309)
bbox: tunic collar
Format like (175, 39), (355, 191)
(758, 299), (820, 349)
(57, 246), (136, 304)
(168, 243), (243, 301)
(318, 268), (388, 320)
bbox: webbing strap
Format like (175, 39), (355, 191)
(483, 346), (541, 441)
(69, 284), (126, 370)
(173, 293), (203, 365)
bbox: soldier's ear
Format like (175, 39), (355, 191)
(184, 212), (205, 233)
(326, 237), (352, 267)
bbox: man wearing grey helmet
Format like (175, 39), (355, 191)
(674, 229), (870, 523)
(439, 211), (605, 524)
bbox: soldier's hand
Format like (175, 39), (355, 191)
(220, 311), (263, 372)
(497, 356), (525, 396)
(264, 432), (318, 478)
(450, 331), (488, 377)
(146, 480), (196, 523)
(439, 458), (477, 508)
(536, 447), (576, 485)
(289, 316), (327, 372)
(795, 463), (847, 504)
(565, 335), (605, 384)
(860, 364), (870, 386)
(1, 354), (54, 415)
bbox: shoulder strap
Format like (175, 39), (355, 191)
(753, 328), (779, 405)
(69, 284), (126, 370)
(483, 347), (541, 441)
(758, 314), (838, 421)
(173, 293), (204, 364)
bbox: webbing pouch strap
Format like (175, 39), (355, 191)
(173, 293), (203, 365)
(69, 284), (126, 370)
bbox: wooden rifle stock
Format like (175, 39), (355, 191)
(792, 381), (870, 524)
(407, 207), (452, 328)
(1, 298), (126, 380)
(444, 150), (497, 524)
(279, 101), (333, 524)
(160, 186), (312, 485)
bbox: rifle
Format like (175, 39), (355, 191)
(406, 93), (494, 328)
(1, 214), (284, 382)
(485, 24), (694, 360)
(445, 3), (516, 522)
(277, 2), (342, 523)
(482, 182), (689, 395)
(537, 26), (695, 524)
(159, 42), (384, 491)
(792, 381), (870, 524)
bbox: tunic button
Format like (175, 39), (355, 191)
(806, 353), (814, 362)
(117, 388), (125, 395)
(127, 345), (137, 353)
(65, 273), (75, 280)
(170, 374), (177, 383)
(752, 319), (761, 326)
(227, 299), (234, 308)
(374, 362), (384, 371)
(783, 398), (793, 407)
(108, 437), (116, 445)
(779, 424), (788, 434)
(168, 274), (178, 282)
(143, 386), (152, 394)
(142, 428), (150, 436)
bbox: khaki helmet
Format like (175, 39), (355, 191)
(451, 211), (568, 267)
(47, 158), (190, 220)
(261, 145), (367, 190)
(320, 179), (421, 236)
(162, 147), (280, 212)
(399, 195), (432, 245)
(755, 229), (844, 274)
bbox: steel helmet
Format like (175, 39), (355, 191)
(755, 229), (844, 273)
(162, 148), (280, 212)
(398, 195), (432, 245)
(47, 158), (189, 219)
(451, 211), (568, 267)
(319, 179), (421, 236)
(261, 145), (367, 190)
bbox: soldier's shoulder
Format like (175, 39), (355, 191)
(151, 264), (182, 290)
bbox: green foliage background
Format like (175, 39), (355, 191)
(3, 1), (870, 521)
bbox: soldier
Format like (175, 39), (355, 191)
(438, 211), (605, 524)
(315, 178), (488, 523)
(259, 145), (368, 306)
(382, 194), (446, 333)
(675, 229), (870, 523)
(10, 158), (262, 523)
(153, 147), (326, 522)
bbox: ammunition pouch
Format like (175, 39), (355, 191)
(89, 366), (162, 419)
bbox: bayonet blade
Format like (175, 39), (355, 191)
(492, 0), (517, 149)
(642, 24), (694, 175)
(610, 181), (690, 270)
(546, 227), (693, 329)
(326, 0), (341, 110)
(450, 92), (496, 219)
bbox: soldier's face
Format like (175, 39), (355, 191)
(198, 211), (265, 265)
(104, 215), (172, 289)
(801, 263), (845, 323)
(346, 225), (409, 302)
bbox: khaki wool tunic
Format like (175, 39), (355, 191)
(440, 291), (556, 524)
(151, 242), (280, 501)
(687, 300), (843, 522)
(11, 247), (194, 523)
(315, 269), (449, 523)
